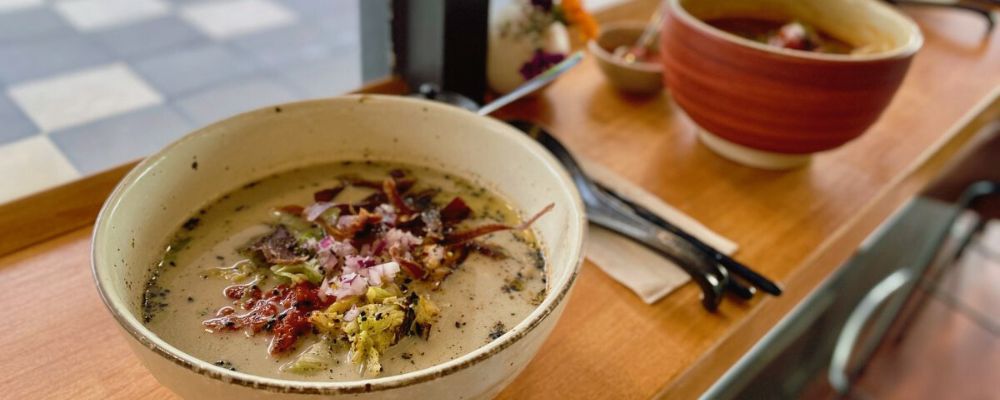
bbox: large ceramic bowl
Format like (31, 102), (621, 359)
(92, 95), (586, 399)
(660, 0), (923, 169)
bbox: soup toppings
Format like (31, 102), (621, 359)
(146, 168), (551, 377)
(707, 18), (854, 54)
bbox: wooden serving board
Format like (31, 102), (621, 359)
(1, 2), (998, 399)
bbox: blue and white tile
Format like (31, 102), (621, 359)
(173, 76), (297, 126)
(0, 33), (112, 84)
(279, 0), (358, 23)
(7, 63), (163, 132)
(0, 7), (72, 41)
(50, 105), (193, 174)
(52, 0), (170, 32)
(132, 44), (258, 96)
(0, 0), (43, 13)
(0, 135), (79, 204)
(230, 22), (358, 69)
(90, 15), (205, 58)
(276, 51), (361, 99)
(179, 0), (297, 40)
(0, 93), (37, 146)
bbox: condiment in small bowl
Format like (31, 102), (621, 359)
(589, 22), (664, 95)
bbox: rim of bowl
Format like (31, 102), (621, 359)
(588, 22), (664, 73)
(666, 0), (923, 62)
(91, 95), (588, 395)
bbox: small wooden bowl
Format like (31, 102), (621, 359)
(660, 0), (922, 169)
(589, 23), (664, 95)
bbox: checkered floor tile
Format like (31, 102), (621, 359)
(53, 0), (171, 32)
(8, 63), (163, 132)
(0, 136), (79, 203)
(0, 0), (43, 13)
(179, 0), (296, 40)
(0, 0), (364, 203)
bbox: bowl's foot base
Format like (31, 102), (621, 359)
(698, 129), (812, 170)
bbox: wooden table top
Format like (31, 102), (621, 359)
(1, 4), (998, 399)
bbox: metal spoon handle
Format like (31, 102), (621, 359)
(634, 5), (665, 52)
(477, 51), (584, 116)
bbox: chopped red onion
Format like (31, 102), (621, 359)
(304, 202), (335, 222)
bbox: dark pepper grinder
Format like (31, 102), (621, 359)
(389, 0), (490, 104)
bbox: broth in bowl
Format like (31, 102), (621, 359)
(142, 161), (551, 381)
(706, 18), (854, 54)
(92, 95), (586, 399)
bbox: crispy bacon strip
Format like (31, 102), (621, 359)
(269, 308), (312, 354)
(441, 203), (554, 246)
(203, 297), (278, 333)
(313, 185), (345, 202)
(439, 197), (471, 226)
(277, 205), (304, 215)
(383, 178), (415, 215)
(397, 258), (428, 280)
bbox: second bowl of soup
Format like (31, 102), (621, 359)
(660, 0), (922, 169)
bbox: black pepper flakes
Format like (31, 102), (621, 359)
(213, 360), (237, 371)
(182, 217), (200, 231)
(488, 322), (507, 340)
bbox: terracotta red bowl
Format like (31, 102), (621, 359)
(660, 0), (923, 169)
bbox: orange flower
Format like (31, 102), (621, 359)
(560, 0), (599, 40)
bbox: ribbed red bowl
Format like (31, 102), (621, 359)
(661, 0), (923, 155)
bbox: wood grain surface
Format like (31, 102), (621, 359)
(1, 3), (998, 400)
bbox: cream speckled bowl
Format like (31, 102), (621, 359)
(92, 95), (586, 399)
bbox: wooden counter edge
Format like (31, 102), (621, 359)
(657, 87), (1000, 399)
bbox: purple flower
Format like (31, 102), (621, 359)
(519, 49), (566, 80)
(531, 0), (553, 11)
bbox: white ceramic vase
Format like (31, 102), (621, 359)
(487, 0), (571, 94)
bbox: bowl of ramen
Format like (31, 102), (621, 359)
(91, 95), (586, 399)
(660, 0), (923, 169)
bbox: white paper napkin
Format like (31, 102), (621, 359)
(581, 160), (739, 304)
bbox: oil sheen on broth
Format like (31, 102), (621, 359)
(142, 161), (547, 380)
